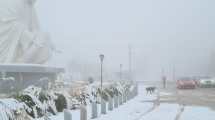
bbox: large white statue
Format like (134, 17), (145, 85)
(0, 0), (53, 64)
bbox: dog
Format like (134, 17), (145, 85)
(146, 86), (156, 94)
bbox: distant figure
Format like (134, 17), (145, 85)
(146, 86), (156, 94)
(0, 0), (54, 64)
(88, 76), (94, 84)
(162, 76), (167, 89)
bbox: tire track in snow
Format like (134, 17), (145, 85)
(175, 90), (185, 120)
(174, 105), (185, 120)
(134, 93), (160, 120)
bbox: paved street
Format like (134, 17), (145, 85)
(158, 82), (215, 111)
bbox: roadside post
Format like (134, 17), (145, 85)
(108, 97), (113, 111)
(127, 91), (131, 100)
(64, 109), (72, 120)
(123, 92), (127, 103)
(91, 102), (98, 119)
(101, 99), (107, 114)
(80, 105), (87, 120)
(114, 95), (119, 108)
(135, 84), (138, 96)
(119, 95), (123, 105)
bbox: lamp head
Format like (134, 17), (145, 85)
(99, 54), (104, 62)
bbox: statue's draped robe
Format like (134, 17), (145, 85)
(0, 0), (53, 64)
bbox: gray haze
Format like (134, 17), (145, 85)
(36, 0), (215, 81)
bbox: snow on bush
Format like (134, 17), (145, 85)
(0, 99), (32, 120)
(15, 86), (58, 118)
(84, 81), (133, 103)
(38, 91), (58, 115)
(54, 93), (67, 112)
(0, 99), (18, 120)
(97, 88), (109, 101)
(0, 81), (135, 119)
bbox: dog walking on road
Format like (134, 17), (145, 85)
(146, 87), (156, 94)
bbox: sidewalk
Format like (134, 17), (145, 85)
(46, 85), (156, 120)
(40, 85), (215, 120)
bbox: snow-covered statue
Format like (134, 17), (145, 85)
(0, 0), (53, 64)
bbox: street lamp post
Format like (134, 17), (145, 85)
(99, 54), (106, 115)
(99, 54), (104, 90)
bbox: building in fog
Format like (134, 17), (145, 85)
(0, 64), (64, 94)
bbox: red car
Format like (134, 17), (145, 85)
(177, 77), (196, 89)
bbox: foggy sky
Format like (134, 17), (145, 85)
(36, 0), (215, 80)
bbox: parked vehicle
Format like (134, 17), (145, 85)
(177, 77), (196, 89)
(198, 78), (215, 88)
(192, 76), (211, 86)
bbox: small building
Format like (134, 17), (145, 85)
(0, 64), (64, 94)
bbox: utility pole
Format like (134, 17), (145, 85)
(129, 45), (132, 82)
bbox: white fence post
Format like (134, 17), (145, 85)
(119, 95), (123, 105)
(108, 98), (113, 111)
(101, 99), (107, 114)
(114, 95), (119, 108)
(135, 85), (138, 97)
(126, 92), (130, 101)
(91, 102), (98, 119)
(64, 109), (72, 120)
(80, 105), (87, 120)
(131, 88), (135, 99)
(123, 93), (127, 103)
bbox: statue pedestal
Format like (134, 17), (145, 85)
(0, 64), (64, 94)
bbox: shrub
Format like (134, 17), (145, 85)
(14, 86), (58, 118)
(97, 88), (109, 101)
(15, 94), (44, 118)
(54, 93), (67, 112)
(104, 88), (114, 98)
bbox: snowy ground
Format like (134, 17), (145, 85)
(41, 84), (215, 120)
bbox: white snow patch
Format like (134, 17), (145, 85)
(180, 106), (215, 120)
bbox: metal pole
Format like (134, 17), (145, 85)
(128, 45), (132, 81)
(99, 54), (104, 90)
(101, 60), (103, 90)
